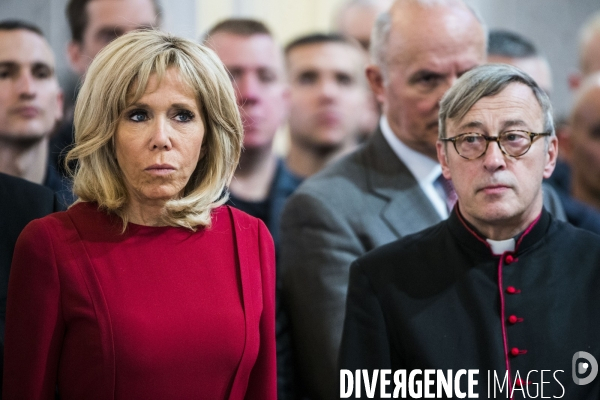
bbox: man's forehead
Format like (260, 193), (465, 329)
(387, 3), (485, 66)
(287, 43), (364, 74)
(86, 0), (158, 28)
(0, 30), (55, 66)
(210, 33), (283, 70)
(449, 83), (544, 130)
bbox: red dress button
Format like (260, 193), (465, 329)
(511, 347), (521, 356)
(506, 286), (516, 294)
(505, 254), (514, 264)
(508, 315), (518, 324)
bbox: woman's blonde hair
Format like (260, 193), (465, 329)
(67, 29), (242, 229)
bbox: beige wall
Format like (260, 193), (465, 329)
(197, 0), (343, 44)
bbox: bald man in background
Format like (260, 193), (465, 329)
(281, 1), (488, 398)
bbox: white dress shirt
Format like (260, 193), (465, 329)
(379, 116), (448, 219)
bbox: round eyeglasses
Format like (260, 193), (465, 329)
(439, 130), (551, 160)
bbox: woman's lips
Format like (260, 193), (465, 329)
(145, 164), (175, 176)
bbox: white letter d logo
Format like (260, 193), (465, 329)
(572, 351), (598, 385)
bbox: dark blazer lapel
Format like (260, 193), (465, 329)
(363, 128), (442, 238)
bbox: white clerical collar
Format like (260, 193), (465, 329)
(379, 116), (447, 219)
(486, 238), (516, 255)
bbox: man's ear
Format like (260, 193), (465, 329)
(67, 41), (88, 76)
(55, 89), (64, 121)
(543, 136), (559, 179)
(559, 125), (573, 164)
(569, 71), (582, 91)
(437, 140), (452, 180)
(366, 64), (386, 105)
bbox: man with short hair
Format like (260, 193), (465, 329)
(66, 0), (161, 76)
(339, 63), (600, 398)
(50, 0), (162, 175)
(564, 72), (600, 212)
(204, 19), (298, 247)
(285, 33), (366, 178)
(0, 20), (72, 204)
(280, 1), (488, 398)
(487, 29), (553, 95)
(487, 29), (600, 233)
(204, 19), (299, 399)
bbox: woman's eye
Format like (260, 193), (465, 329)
(128, 111), (148, 122)
(174, 111), (194, 122)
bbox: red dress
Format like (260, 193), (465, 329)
(3, 203), (276, 400)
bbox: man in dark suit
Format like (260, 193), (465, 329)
(340, 63), (600, 399)
(279, 1), (488, 398)
(0, 172), (62, 390)
(279, 1), (567, 399)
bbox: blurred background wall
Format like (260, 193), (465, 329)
(1, 0), (598, 118)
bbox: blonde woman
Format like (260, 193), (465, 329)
(3, 30), (276, 399)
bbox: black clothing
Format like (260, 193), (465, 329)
(340, 206), (600, 399)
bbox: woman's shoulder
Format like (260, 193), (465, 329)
(214, 205), (268, 233)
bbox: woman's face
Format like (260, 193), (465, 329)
(115, 68), (205, 210)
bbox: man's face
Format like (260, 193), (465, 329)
(368, 4), (486, 159)
(0, 30), (63, 141)
(287, 42), (366, 151)
(488, 54), (553, 96)
(208, 33), (288, 150)
(437, 83), (557, 234)
(68, 0), (158, 75)
(568, 84), (600, 204)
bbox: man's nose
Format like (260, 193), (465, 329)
(236, 74), (260, 106)
(16, 71), (36, 98)
(482, 139), (507, 172)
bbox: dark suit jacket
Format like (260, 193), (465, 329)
(280, 127), (566, 400)
(339, 208), (600, 399)
(0, 173), (62, 395)
(0, 173), (63, 340)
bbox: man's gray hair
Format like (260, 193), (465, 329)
(369, 0), (486, 80)
(369, 10), (392, 72)
(438, 64), (555, 139)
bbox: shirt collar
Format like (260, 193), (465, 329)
(379, 116), (441, 187)
(448, 206), (551, 257)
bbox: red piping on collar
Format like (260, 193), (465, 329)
(454, 206), (491, 250)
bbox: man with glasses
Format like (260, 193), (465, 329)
(339, 64), (600, 398)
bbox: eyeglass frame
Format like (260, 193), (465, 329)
(439, 130), (552, 160)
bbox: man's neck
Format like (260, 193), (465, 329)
(229, 145), (278, 202)
(0, 136), (49, 184)
(458, 201), (543, 241)
(286, 137), (356, 178)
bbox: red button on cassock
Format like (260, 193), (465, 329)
(506, 286), (517, 294)
(508, 315), (518, 324)
(511, 347), (521, 356)
(505, 254), (515, 264)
